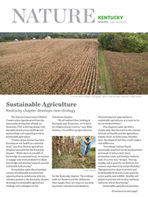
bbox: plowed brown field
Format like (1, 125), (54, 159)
(104, 51), (148, 94)
(0, 39), (98, 94)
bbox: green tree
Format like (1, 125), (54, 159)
(111, 34), (123, 51)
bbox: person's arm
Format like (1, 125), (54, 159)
(81, 136), (87, 143)
(89, 136), (94, 143)
(85, 137), (94, 144)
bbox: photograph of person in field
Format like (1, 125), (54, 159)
(52, 136), (95, 169)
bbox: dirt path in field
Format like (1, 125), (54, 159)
(52, 152), (95, 169)
(97, 46), (118, 94)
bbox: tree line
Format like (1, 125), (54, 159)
(0, 33), (99, 42)
(1, 32), (148, 53)
(98, 33), (148, 53)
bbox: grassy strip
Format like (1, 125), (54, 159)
(97, 45), (118, 94)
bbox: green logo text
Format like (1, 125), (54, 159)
(98, 16), (123, 20)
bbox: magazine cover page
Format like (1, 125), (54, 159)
(0, 0), (148, 197)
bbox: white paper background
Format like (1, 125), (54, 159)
(0, 0), (147, 32)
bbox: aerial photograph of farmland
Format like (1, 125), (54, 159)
(0, 32), (148, 94)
